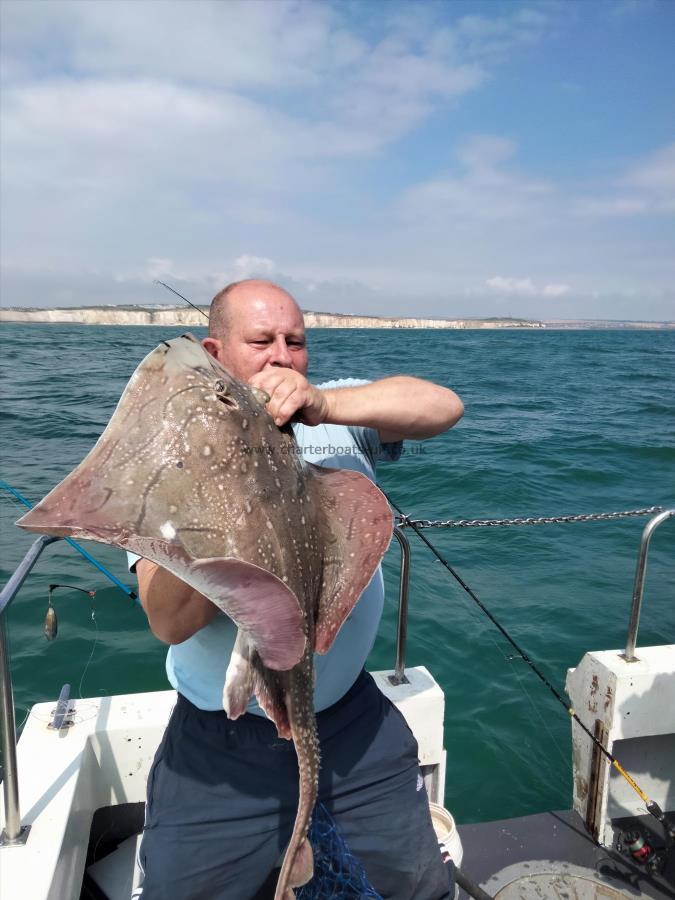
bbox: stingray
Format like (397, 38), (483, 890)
(17, 333), (393, 899)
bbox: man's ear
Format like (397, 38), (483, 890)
(202, 337), (221, 360)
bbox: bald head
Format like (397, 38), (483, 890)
(209, 279), (300, 339)
(203, 279), (308, 382)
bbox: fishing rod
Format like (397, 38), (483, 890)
(387, 492), (675, 841)
(155, 280), (210, 320)
(1, 480), (138, 603)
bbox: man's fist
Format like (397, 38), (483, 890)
(248, 366), (329, 427)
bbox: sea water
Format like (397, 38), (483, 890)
(0, 323), (673, 824)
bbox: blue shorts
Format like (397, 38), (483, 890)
(138, 670), (451, 900)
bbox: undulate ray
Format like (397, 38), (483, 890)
(17, 333), (393, 898)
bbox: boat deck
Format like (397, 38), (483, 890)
(457, 808), (675, 899)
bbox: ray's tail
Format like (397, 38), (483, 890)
(275, 665), (321, 900)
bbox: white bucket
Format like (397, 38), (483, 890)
(429, 802), (464, 870)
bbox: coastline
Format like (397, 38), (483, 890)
(0, 305), (673, 329)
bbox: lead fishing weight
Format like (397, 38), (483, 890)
(43, 601), (57, 641)
(44, 583), (96, 641)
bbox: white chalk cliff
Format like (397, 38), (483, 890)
(0, 305), (545, 329)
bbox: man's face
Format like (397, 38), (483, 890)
(203, 282), (308, 384)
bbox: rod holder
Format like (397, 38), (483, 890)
(48, 684), (72, 731)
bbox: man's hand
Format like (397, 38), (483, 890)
(248, 366), (329, 427)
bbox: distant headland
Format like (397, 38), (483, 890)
(0, 305), (673, 329)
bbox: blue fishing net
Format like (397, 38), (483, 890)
(296, 802), (383, 899)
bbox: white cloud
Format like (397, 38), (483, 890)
(543, 283), (570, 297)
(454, 4), (555, 62)
(486, 276), (537, 295)
(143, 258), (177, 282)
(0, 0), (493, 151)
(0, 0), (345, 90)
(232, 255), (277, 279)
(398, 133), (554, 225)
(0, 1), (672, 321)
(622, 143), (675, 193)
(574, 143), (675, 217)
(486, 277), (571, 298)
(4, 2), (553, 279)
(456, 134), (517, 170)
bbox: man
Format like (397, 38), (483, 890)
(130, 279), (464, 899)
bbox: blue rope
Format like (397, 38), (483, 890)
(0, 479), (138, 603)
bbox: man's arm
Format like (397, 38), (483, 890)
(321, 376), (463, 442)
(136, 559), (218, 644)
(249, 368), (464, 442)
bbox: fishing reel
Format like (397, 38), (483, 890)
(617, 828), (670, 878)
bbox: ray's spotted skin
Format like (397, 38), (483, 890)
(17, 333), (393, 899)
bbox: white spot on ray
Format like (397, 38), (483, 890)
(160, 521), (176, 539)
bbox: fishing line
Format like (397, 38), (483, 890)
(431, 550), (571, 790)
(508, 655), (572, 780)
(15, 706), (31, 734)
(78, 602), (100, 700)
(41, 584), (100, 698)
(457, 590), (570, 793)
(386, 492), (670, 830)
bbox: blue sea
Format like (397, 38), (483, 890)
(0, 324), (673, 824)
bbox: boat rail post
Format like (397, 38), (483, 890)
(389, 525), (411, 686)
(1, 534), (61, 847)
(622, 508), (674, 663)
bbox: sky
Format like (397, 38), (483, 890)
(1, 0), (674, 320)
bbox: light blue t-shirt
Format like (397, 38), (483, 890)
(127, 378), (401, 713)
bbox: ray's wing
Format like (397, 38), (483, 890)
(308, 465), (393, 654)
(191, 557), (305, 670)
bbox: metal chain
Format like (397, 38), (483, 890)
(396, 506), (665, 529)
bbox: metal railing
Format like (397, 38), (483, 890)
(391, 507), (675, 679)
(623, 508), (674, 662)
(1, 509), (671, 846)
(389, 527), (411, 686)
(1, 535), (61, 846)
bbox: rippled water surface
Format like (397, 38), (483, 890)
(1, 324), (673, 824)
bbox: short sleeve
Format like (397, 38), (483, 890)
(127, 551), (141, 573)
(317, 378), (403, 465)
